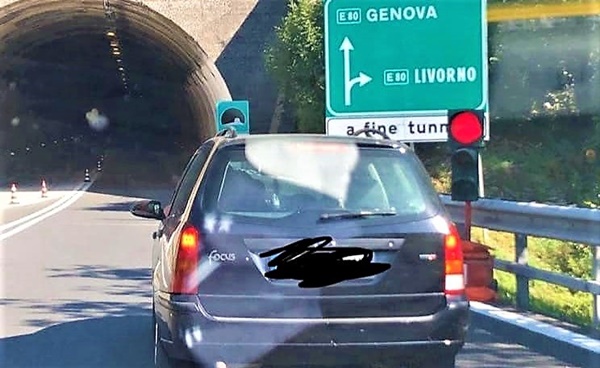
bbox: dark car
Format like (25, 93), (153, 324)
(131, 129), (469, 368)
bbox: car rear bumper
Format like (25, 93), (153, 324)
(155, 293), (469, 367)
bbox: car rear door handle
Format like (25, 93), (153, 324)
(152, 229), (164, 239)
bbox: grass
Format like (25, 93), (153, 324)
(469, 228), (594, 328)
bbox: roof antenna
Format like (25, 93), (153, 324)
(215, 127), (238, 138)
(351, 128), (390, 140)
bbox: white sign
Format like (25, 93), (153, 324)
(326, 115), (450, 142)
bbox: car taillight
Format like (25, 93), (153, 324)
(444, 224), (465, 296)
(172, 224), (200, 294)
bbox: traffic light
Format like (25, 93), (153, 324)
(447, 110), (484, 202)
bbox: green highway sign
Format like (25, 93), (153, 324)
(324, 0), (488, 118)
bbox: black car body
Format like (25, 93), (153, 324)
(131, 131), (470, 368)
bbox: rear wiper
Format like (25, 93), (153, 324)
(319, 210), (397, 221)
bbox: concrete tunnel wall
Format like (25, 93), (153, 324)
(0, 0), (233, 142)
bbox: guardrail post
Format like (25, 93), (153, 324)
(515, 233), (529, 311)
(593, 246), (600, 335)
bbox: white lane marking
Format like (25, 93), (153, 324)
(0, 182), (87, 233)
(0, 182), (92, 241)
(0, 193), (55, 208)
(0, 191), (79, 232)
(470, 301), (600, 353)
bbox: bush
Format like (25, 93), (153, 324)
(264, 0), (325, 133)
(535, 239), (592, 280)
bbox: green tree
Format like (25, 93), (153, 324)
(264, 0), (325, 133)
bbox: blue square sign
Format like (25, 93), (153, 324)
(215, 100), (250, 135)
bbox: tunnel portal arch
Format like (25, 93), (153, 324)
(0, 0), (232, 147)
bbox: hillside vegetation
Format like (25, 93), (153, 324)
(265, 0), (600, 330)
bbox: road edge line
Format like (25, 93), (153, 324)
(0, 181), (93, 241)
(470, 301), (600, 367)
(0, 180), (89, 233)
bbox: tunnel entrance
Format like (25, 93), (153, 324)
(0, 0), (231, 188)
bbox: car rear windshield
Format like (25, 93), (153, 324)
(199, 138), (442, 223)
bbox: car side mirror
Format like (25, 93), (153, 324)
(130, 200), (166, 220)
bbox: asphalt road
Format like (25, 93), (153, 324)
(0, 186), (580, 368)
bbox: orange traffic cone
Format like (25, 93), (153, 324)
(41, 179), (48, 198)
(10, 183), (18, 204)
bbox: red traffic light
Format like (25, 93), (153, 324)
(449, 111), (484, 146)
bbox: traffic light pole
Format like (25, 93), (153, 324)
(478, 153), (485, 198)
(464, 200), (472, 241)
(463, 155), (484, 241)
(478, 152), (487, 243)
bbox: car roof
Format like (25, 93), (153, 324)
(210, 133), (409, 150)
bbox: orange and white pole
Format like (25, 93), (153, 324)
(10, 183), (18, 204)
(41, 179), (48, 198)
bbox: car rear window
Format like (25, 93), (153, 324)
(199, 138), (442, 222)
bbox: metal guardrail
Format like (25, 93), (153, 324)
(439, 195), (600, 330)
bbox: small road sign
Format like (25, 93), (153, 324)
(216, 100), (250, 135)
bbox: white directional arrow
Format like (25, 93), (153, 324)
(349, 72), (373, 88)
(340, 36), (372, 106)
